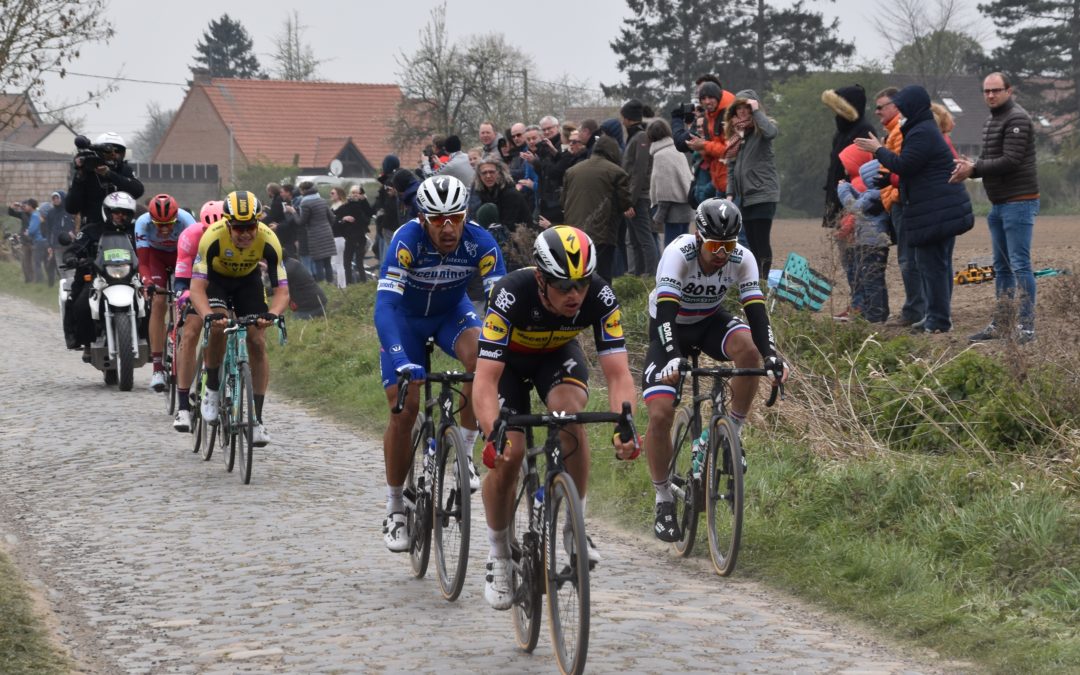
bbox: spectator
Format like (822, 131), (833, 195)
(283, 252), (328, 320)
(724, 89), (780, 279)
(621, 99), (659, 276)
(561, 135), (632, 281)
(390, 168), (421, 224)
(837, 151), (891, 323)
(431, 134), (475, 185)
(856, 85), (974, 334)
(647, 119), (693, 246)
(336, 184), (375, 283)
(579, 118), (599, 157)
(328, 186), (348, 288)
(951, 72), (1039, 344)
(822, 84), (875, 229)
(510, 125), (541, 206)
(373, 155), (401, 262)
(468, 155), (532, 231)
(468, 146), (484, 169)
(44, 191), (75, 286)
(674, 80), (736, 200)
(7, 200), (35, 282)
(479, 121), (501, 155)
(24, 199), (49, 284)
(274, 184), (301, 258)
(297, 181), (338, 283)
(599, 117), (625, 151)
(560, 121), (578, 150)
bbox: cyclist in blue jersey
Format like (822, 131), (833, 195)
(134, 194), (196, 392)
(375, 175), (507, 552)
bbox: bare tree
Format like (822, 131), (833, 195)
(130, 102), (176, 162)
(0, 0), (114, 134)
(873, 0), (988, 96)
(270, 10), (325, 81)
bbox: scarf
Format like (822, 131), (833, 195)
(724, 117), (754, 163)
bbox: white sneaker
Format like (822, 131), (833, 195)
(467, 455), (480, 493)
(173, 409), (191, 433)
(251, 423), (270, 447)
(383, 512), (409, 552)
(201, 389), (220, 424)
(484, 555), (513, 610)
(150, 370), (167, 392)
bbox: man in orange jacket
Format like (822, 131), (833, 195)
(687, 81), (736, 194)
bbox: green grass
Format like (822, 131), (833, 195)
(5, 258), (1080, 673)
(0, 550), (71, 674)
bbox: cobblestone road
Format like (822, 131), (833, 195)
(0, 296), (957, 674)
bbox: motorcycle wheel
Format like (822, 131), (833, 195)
(104, 369), (118, 386)
(115, 312), (135, 392)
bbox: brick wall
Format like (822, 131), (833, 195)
(0, 160), (72, 207)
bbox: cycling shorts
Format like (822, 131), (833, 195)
(140, 247), (177, 288)
(205, 271), (267, 318)
(497, 340), (590, 422)
(641, 309), (750, 401)
(379, 294), (481, 388)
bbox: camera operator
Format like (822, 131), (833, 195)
(670, 77), (735, 204)
(372, 155), (402, 263)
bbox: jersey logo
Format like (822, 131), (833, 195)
(464, 240), (478, 257)
(597, 284), (617, 307)
(601, 308), (623, 341)
(493, 287), (516, 312)
(224, 249), (234, 257)
(479, 254), (496, 276)
(482, 312), (510, 345)
(396, 243), (413, 269)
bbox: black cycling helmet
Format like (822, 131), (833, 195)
(695, 198), (742, 240)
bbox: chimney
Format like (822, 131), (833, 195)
(190, 68), (212, 86)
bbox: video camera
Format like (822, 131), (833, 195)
(73, 135), (112, 171)
(671, 102), (703, 124)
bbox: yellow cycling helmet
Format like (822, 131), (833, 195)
(223, 190), (262, 223)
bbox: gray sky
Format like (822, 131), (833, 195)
(41, 0), (991, 145)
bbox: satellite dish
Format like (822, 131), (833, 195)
(328, 159), (343, 177)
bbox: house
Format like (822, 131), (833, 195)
(0, 141), (73, 210)
(153, 71), (418, 185)
(0, 93), (78, 156)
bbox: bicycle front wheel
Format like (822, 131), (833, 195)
(669, 407), (700, 557)
(545, 472), (590, 675)
(433, 426), (470, 601)
(234, 362), (255, 484)
(705, 417), (743, 576)
(407, 415), (432, 579)
(164, 319), (178, 415)
(511, 469), (542, 653)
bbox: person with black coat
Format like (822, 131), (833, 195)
(821, 85), (875, 229)
(335, 185), (375, 283)
(66, 132), (144, 234)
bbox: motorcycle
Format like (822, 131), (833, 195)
(60, 229), (149, 390)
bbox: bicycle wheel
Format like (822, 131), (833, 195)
(545, 472), (590, 675)
(234, 362), (255, 484)
(511, 468), (542, 653)
(164, 319), (178, 415)
(669, 407), (700, 557)
(221, 372), (236, 473)
(407, 415), (432, 579)
(705, 417), (743, 576)
(433, 426), (470, 601)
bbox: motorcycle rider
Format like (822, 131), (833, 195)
(63, 132), (144, 349)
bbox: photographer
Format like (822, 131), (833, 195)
(670, 78), (736, 204)
(66, 132), (145, 235)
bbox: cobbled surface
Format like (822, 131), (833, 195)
(0, 296), (962, 674)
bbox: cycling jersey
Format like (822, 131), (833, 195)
(174, 220), (215, 282)
(648, 234), (764, 323)
(375, 219), (505, 354)
(477, 268), (626, 362)
(133, 209), (196, 253)
(192, 221), (287, 288)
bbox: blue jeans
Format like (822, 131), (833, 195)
(914, 236), (955, 332)
(664, 223), (689, 248)
(987, 199), (1038, 330)
(892, 203), (925, 322)
(852, 245), (889, 323)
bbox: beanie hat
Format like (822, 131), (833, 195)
(698, 82), (722, 101)
(391, 168), (417, 193)
(620, 98), (644, 122)
(381, 154), (400, 174)
(444, 135), (462, 153)
(476, 203), (499, 227)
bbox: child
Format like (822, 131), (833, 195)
(836, 145), (891, 323)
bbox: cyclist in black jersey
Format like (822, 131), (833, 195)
(473, 226), (638, 610)
(642, 199), (788, 541)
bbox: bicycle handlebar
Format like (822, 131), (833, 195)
(493, 401), (640, 457)
(673, 362), (785, 408)
(391, 370), (473, 414)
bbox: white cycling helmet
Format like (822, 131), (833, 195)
(416, 175), (468, 215)
(102, 191), (137, 226)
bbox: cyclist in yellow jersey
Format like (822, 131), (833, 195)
(189, 190), (290, 446)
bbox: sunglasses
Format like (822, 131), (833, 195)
(701, 238), (737, 255)
(545, 275), (591, 293)
(228, 219), (258, 232)
(152, 219), (177, 228)
(425, 212), (466, 228)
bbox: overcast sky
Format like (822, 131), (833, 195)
(39, 0), (992, 147)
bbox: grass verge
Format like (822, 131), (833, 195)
(0, 547), (71, 673)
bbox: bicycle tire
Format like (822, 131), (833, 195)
(164, 319), (177, 415)
(545, 472), (590, 675)
(433, 426), (470, 601)
(669, 407), (700, 557)
(407, 415), (432, 579)
(705, 417), (743, 576)
(235, 362), (255, 484)
(511, 469), (542, 653)
(221, 372), (236, 473)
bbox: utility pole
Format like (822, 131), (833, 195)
(522, 68), (529, 123)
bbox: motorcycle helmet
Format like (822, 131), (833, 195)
(199, 200), (225, 228)
(94, 131), (126, 158)
(101, 191), (137, 229)
(533, 225), (596, 280)
(694, 198), (742, 241)
(148, 194), (179, 223)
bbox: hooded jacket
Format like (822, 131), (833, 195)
(822, 84), (875, 225)
(45, 191), (76, 247)
(725, 89), (780, 208)
(838, 157), (891, 248)
(561, 136), (632, 246)
(872, 85), (973, 247)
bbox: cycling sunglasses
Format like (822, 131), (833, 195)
(545, 275), (591, 293)
(227, 218), (259, 232)
(701, 238), (737, 255)
(152, 219), (177, 228)
(425, 212), (466, 228)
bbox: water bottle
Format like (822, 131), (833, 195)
(691, 429), (708, 479)
(533, 485), (545, 513)
(424, 437), (436, 474)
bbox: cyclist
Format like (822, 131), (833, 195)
(189, 191), (289, 447)
(641, 198), (787, 542)
(170, 200), (224, 432)
(375, 175), (506, 553)
(473, 226), (639, 610)
(134, 194), (196, 392)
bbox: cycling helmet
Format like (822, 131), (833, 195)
(533, 225), (596, 280)
(199, 200), (225, 228)
(223, 190), (262, 222)
(101, 191), (137, 226)
(94, 131), (126, 155)
(695, 198), (742, 240)
(416, 175), (468, 215)
(148, 194), (179, 223)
